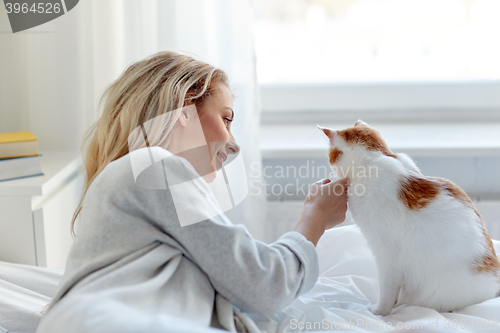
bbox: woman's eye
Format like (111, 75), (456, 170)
(224, 117), (233, 126)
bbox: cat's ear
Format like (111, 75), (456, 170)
(317, 125), (336, 145)
(354, 119), (369, 127)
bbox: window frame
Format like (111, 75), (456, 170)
(260, 80), (500, 124)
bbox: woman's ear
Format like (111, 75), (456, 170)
(178, 105), (198, 127)
(178, 110), (189, 127)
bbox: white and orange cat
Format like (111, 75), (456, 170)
(319, 120), (500, 316)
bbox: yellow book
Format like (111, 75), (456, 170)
(0, 131), (37, 144)
(0, 131), (39, 159)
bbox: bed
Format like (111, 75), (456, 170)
(0, 261), (62, 333)
(252, 225), (500, 332)
(1, 225), (499, 333)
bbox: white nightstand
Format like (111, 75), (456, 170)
(0, 151), (82, 268)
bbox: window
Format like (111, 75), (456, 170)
(254, 0), (500, 84)
(253, 0), (500, 121)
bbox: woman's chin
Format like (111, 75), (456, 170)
(206, 158), (223, 182)
(188, 157), (222, 183)
(202, 171), (218, 183)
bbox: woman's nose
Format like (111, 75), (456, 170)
(226, 141), (239, 155)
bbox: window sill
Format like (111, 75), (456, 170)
(260, 121), (500, 159)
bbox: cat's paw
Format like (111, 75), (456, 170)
(370, 304), (392, 316)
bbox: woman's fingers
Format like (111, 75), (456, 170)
(296, 177), (351, 244)
(316, 178), (332, 185)
(315, 177), (349, 188)
(320, 177), (349, 196)
(326, 177), (349, 190)
(309, 177), (349, 200)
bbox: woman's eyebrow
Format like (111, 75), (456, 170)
(224, 107), (234, 119)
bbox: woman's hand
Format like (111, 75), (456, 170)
(293, 177), (349, 246)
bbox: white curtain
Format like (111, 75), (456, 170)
(0, 0), (268, 242)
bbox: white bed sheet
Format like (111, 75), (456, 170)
(253, 225), (500, 333)
(0, 261), (62, 333)
(1, 225), (499, 333)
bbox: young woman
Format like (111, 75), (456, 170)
(36, 51), (348, 333)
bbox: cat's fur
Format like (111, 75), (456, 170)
(320, 120), (500, 316)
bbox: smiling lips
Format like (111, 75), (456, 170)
(217, 151), (227, 166)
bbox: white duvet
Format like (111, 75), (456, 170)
(0, 262), (62, 333)
(1, 225), (499, 333)
(253, 225), (500, 333)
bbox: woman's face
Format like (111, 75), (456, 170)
(166, 84), (238, 182)
(198, 84), (239, 174)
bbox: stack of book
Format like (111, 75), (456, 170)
(0, 131), (43, 182)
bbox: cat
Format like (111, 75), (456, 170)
(319, 120), (500, 316)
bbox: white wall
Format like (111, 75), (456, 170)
(1, 3), (88, 151)
(0, 0), (181, 152)
(1, 0), (267, 241)
(0, 0), (250, 148)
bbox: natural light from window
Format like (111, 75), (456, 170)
(253, 0), (500, 84)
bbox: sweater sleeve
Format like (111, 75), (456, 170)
(169, 222), (318, 315)
(131, 151), (320, 315)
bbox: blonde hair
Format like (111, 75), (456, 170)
(72, 51), (229, 236)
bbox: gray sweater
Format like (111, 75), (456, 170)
(36, 148), (319, 333)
